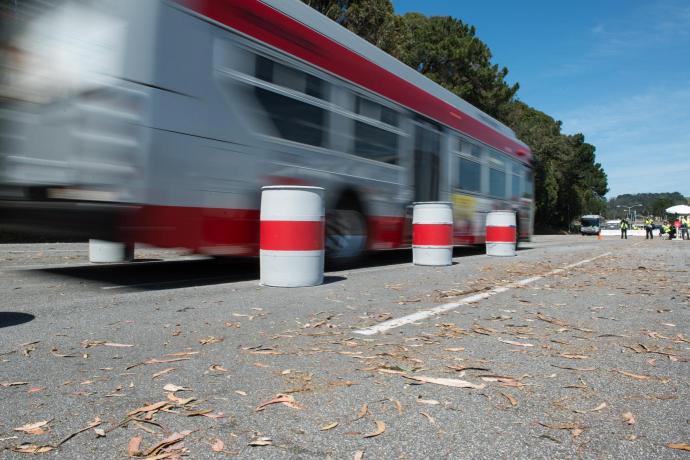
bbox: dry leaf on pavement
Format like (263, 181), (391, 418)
(622, 412), (636, 425)
(152, 368), (175, 380)
(127, 401), (169, 416)
(363, 420), (386, 438)
(498, 338), (534, 347)
(255, 394), (302, 411)
(14, 420), (50, 435)
(667, 443), (690, 451)
(404, 375), (485, 390)
(211, 438), (224, 452)
(162, 383), (190, 392)
(320, 422), (339, 431)
(12, 444), (54, 454)
(127, 436), (143, 456)
(354, 404), (368, 420)
(613, 369), (650, 380)
(248, 436), (272, 446)
(354, 451), (365, 460)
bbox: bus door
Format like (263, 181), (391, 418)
(413, 121), (441, 202)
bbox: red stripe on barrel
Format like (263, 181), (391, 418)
(413, 223), (453, 246)
(486, 226), (516, 243)
(260, 220), (325, 251)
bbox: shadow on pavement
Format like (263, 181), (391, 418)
(0, 312), (35, 328)
(29, 245), (492, 292)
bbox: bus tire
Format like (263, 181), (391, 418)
(326, 195), (368, 267)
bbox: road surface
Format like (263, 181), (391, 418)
(1, 236), (689, 459)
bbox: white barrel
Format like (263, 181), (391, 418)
(89, 239), (134, 263)
(486, 210), (517, 257)
(412, 202), (453, 266)
(260, 186), (325, 287)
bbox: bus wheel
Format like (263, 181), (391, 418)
(326, 208), (367, 267)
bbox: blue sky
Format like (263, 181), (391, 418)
(392, 0), (690, 198)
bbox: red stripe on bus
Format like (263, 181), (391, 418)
(177, 0), (530, 162)
(413, 223), (453, 246)
(486, 226), (516, 243)
(260, 220), (325, 251)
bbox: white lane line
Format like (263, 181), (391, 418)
(354, 252), (612, 335)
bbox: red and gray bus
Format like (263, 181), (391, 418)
(0, 0), (533, 261)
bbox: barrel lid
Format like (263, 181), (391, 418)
(412, 201), (453, 206)
(262, 185), (325, 191)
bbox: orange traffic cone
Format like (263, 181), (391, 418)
(597, 233), (602, 241)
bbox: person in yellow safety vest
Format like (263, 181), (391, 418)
(644, 217), (654, 239)
(620, 218), (629, 239)
(662, 222), (672, 239)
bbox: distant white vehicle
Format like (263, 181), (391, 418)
(580, 215), (603, 235)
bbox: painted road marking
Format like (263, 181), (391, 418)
(354, 252), (612, 335)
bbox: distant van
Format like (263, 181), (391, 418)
(580, 215), (603, 235)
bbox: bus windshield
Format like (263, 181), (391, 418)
(581, 217), (599, 227)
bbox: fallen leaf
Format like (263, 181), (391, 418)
(166, 393), (195, 405)
(127, 401), (168, 416)
(152, 368), (175, 379)
(199, 336), (224, 345)
(622, 412), (636, 425)
(574, 402), (607, 413)
(255, 394), (302, 411)
(248, 436), (272, 446)
(104, 342), (134, 348)
(363, 420), (386, 438)
(211, 438), (224, 452)
(0, 381), (28, 387)
(498, 338), (534, 347)
(404, 375), (485, 390)
(667, 443), (690, 451)
(354, 403), (368, 420)
(613, 369), (651, 380)
(12, 444), (54, 454)
(444, 347), (465, 352)
(501, 392), (518, 407)
(420, 412), (435, 424)
(163, 383), (190, 393)
(388, 398), (402, 414)
(14, 420), (50, 435)
(235, 390), (247, 396)
(94, 428), (105, 437)
(417, 398), (440, 405)
(146, 430), (192, 456)
(127, 436), (143, 456)
(354, 451), (365, 460)
(320, 422), (339, 431)
(209, 364), (228, 372)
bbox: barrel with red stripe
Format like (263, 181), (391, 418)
(260, 186), (325, 287)
(412, 202), (453, 266)
(486, 210), (517, 257)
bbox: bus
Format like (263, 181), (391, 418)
(0, 0), (533, 262)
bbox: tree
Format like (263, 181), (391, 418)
(301, 0), (610, 230)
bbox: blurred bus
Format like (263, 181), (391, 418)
(0, 0), (533, 262)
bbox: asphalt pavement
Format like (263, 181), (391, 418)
(1, 235), (689, 459)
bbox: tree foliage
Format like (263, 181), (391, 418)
(607, 192), (686, 219)
(301, 0), (610, 229)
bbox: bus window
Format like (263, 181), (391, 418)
(414, 122), (440, 202)
(510, 161), (521, 199)
(489, 151), (506, 198)
(252, 55), (328, 147)
(523, 169), (534, 198)
(352, 96), (399, 164)
(458, 156), (481, 193)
